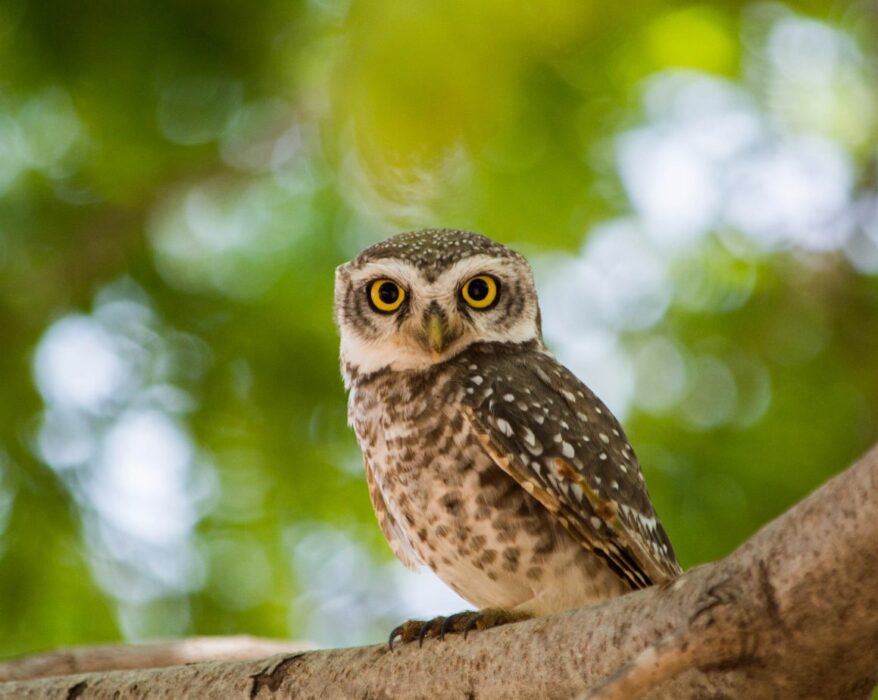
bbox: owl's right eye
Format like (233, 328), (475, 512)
(368, 279), (406, 313)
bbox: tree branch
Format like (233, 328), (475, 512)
(2, 444), (878, 699)
(0, 637), (310, 683)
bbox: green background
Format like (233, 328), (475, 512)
(1, 0), (877, 659)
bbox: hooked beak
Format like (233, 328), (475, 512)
(424, 309), (456, 360)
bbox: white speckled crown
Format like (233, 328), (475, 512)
(354, 229), (521, 279)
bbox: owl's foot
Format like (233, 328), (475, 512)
(387, 608), (532, 650)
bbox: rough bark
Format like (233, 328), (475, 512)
(2, 444), (878, 699)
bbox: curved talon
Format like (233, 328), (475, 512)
(439, 612), (468, 641)
(462, 613), (482, 640)
(417, 618), (437, 647)
(388, 624), (405, 651)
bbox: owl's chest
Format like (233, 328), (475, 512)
(349, 372), (479, 504)
(348, 371), (557, 608)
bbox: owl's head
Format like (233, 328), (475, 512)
(335, 229), (543, 379)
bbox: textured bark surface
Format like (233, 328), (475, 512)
(2, 444), (878, 699)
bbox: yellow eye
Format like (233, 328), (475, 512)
(368, 279), (406, 313)
(461, 275), (499, 309)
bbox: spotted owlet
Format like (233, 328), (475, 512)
(335, 229), (681, 646)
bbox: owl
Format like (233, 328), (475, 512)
(334, 229), (681, 647)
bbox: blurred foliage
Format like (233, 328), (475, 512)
(1, 0), (878, 660)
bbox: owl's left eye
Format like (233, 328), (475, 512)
(368, 279), (406, 313)
(461, 275), (500, 310)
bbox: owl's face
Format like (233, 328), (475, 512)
(335, 229), (543, 378)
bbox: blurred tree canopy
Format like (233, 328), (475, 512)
(1, 0), (878, 658)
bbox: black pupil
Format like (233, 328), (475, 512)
(378, 282), (399, 305)
(468, 278), (490, 301)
